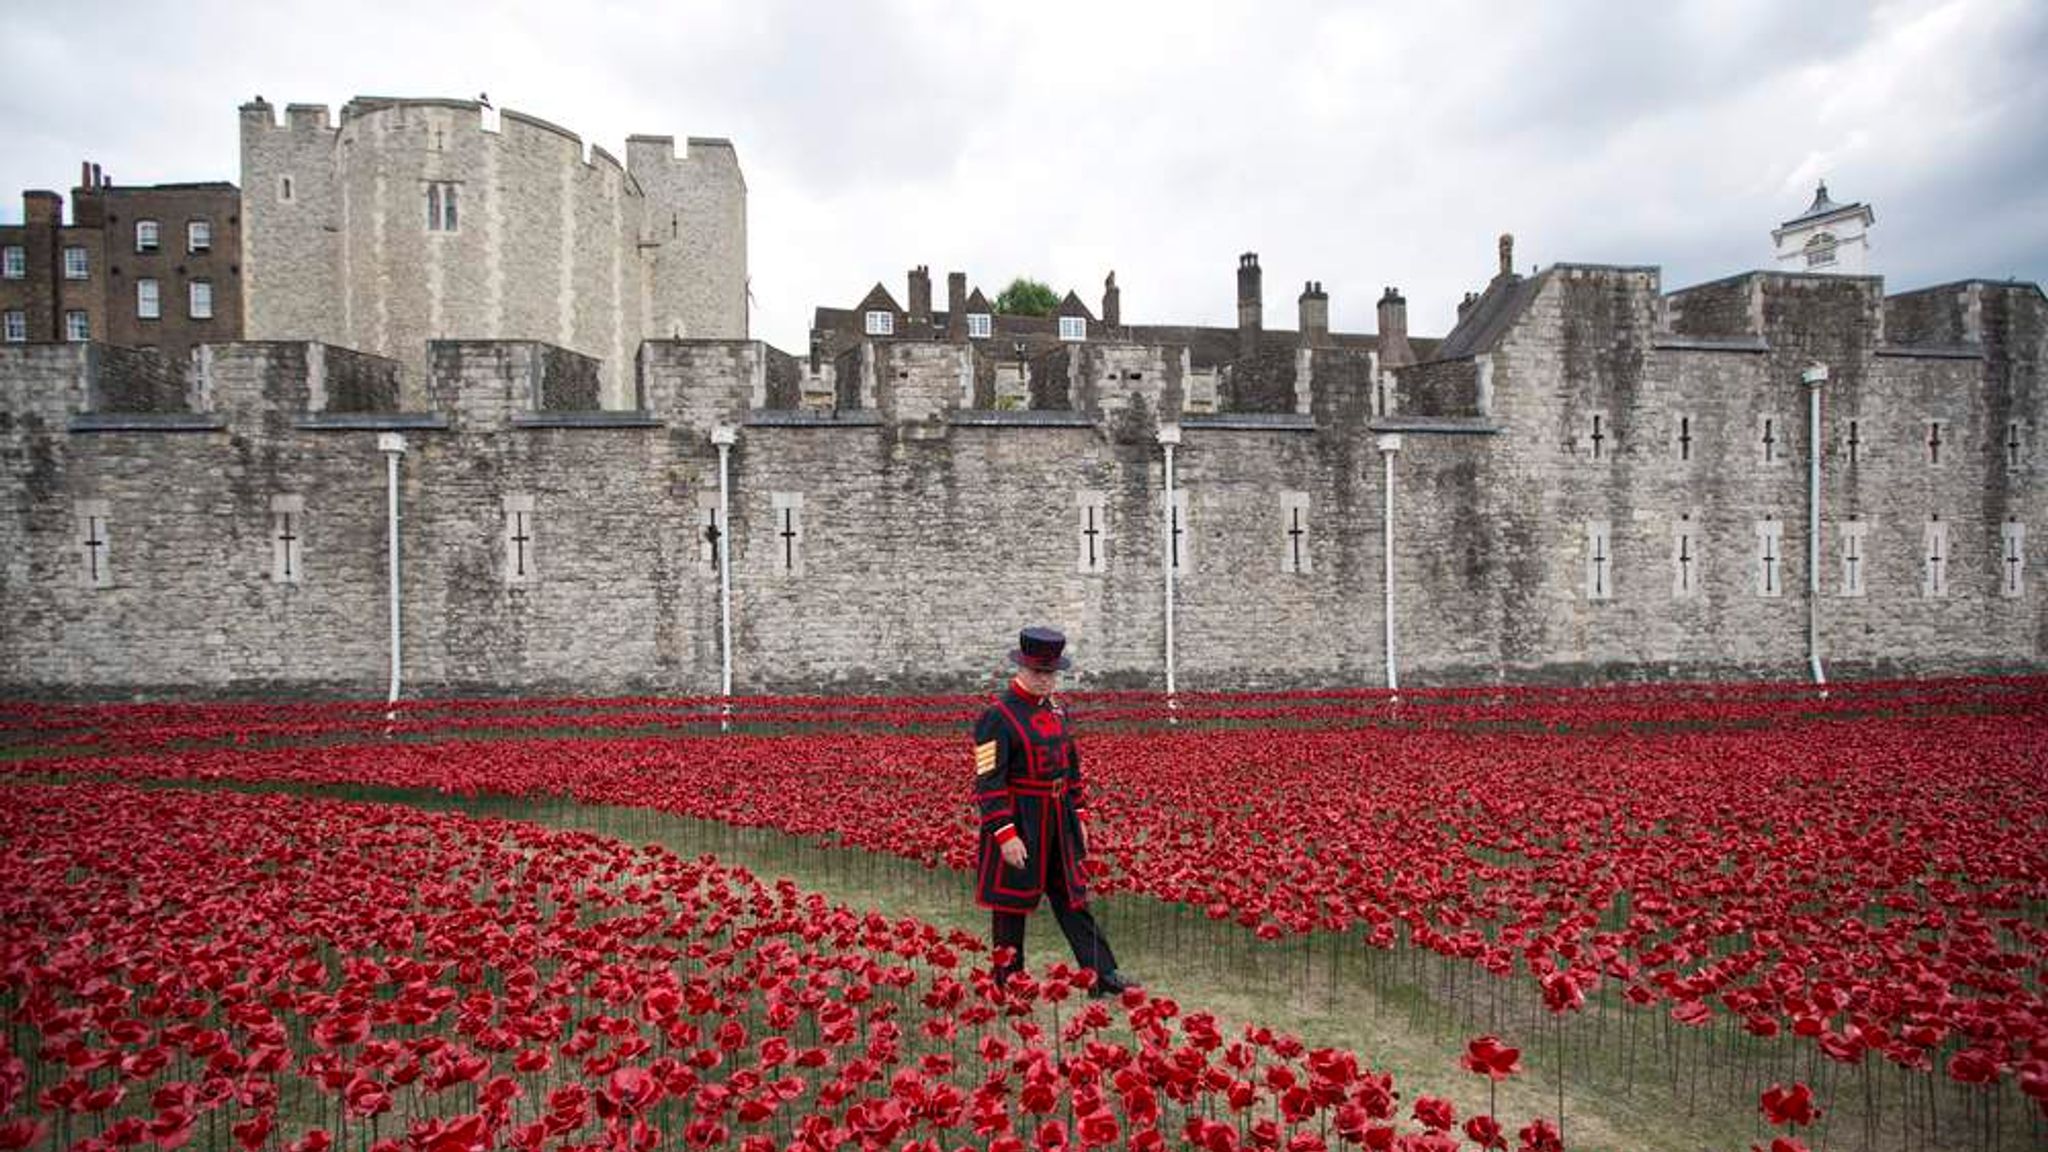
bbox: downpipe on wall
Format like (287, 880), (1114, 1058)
(712, 425), (738, 726)
(377, 433), (407, 711)
(1377, 434), (1403, 692)
(1158, 423), (1181, 712)
(1802, 363), (1828, 689)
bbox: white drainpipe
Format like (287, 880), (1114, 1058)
(1801, 363), (1828, 687)
(1158, 423), (1182, 701)
(377, 433), (408, 706)
(711, 424), (739, 708)
(1377, 434), (1403, 691)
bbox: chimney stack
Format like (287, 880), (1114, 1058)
(946, 271), (966, 335)
(1376, 287), (1415, 368)
(1237, 253), (1263, 356)
(1102, 271), (1121, 329)
(1497, 233), (1515, 280)
(1297, 281), (1329, 346)
(1458, 291), (1480, 323)
(908, 265), (932, 327)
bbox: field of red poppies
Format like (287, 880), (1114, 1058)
(2, 677), (2044, 1150)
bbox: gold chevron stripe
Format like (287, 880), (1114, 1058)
(974, 741), (998, 775)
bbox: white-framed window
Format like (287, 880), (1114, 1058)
(1585, 520), (1613, 600)
(966, 313), (992, 340)
(135, 220), (160, 252)
(503, 495), (536, 587)
(186, 220), (211, 254)
(1922, 517), (1948, 598)
(1280, 491), (1312, 575)
(189, 280), (213, 320)
(2, 311), (25, 343)
(1076, 490), (1108, 575)
(1058, 316), (1086, 342)
(1839, 518), (1869, 598)
(1804, 232), (1837, 268)
(65, 312), (88, 342)
(1, 246), (23, 279)
(1758, 413), (1782, 466)
(1755, 519), (1784, 598)
(2002, 521), (2026, 599)
(770, 492), (806, 577)
(271, 495), (305, 585)
(1671, 513), (1699, 598)
(864, 310), (894, 336)
(425, 182), (458, 232)
(136, 279), (160, 320)
(63, 247), (88, 280)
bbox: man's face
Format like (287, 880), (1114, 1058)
(1019, 666), (1059, 695)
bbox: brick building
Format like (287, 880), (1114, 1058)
(0, 163), (241, 364)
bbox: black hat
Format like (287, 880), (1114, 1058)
(1008, 626), (1071, 671)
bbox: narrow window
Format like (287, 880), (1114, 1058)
(135, 220), (159, 252)
(136, 279), (161, 320)
(1925, 420), (1946, 468)
(1280, 491), (1311, 575)
(63, 247), (88, 280)
(76, 500), (112, 590)
(503, 495), (535, 586)
(188, 281), (213, 321)
(1585, 521), (1613, 600)
(2004, 422), (2023, 470)
(426, 184), (441, 231)
(1076, 491), (1107, 575)
(187, 221), (212, 254)
(1165, 489), (1191, 575)
(280, 175), (295, 202)
(2002, 521), (2026, 599)
(271, 495), (304, 585)
(1058, 316), (1086, 342)
(1844, 418), (1862, 466)
(1675, 414), (1693, 463)
(64, 311), (89, 342)
(864, 310), (894, 336)
(1, 246), (24, 279)
(1672, 514), (1698, 598)
(1756, 519), (1783, 598)
(771, 493), (805, 577)
(425, 182), (459, 232)
(1758, 414), (1779, 465)
(1587, 411), (1607, 460)
(1839, 519), (1867, 598)
(697, 498), (723, 578)
(1922, 517), (1948, 598)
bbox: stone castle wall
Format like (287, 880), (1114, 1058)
(1, 267), (2041, 698)
(240, 98), (748, 410)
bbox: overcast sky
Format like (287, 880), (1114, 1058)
(5, 0), (2044, 352)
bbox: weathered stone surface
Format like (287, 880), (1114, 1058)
(1, 266), (2041, 698)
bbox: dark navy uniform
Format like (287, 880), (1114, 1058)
(972, 627), (1123, 990)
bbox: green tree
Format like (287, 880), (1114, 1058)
(993, 278), (1061, 317)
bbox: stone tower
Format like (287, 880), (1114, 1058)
(241, 97), (748, 407)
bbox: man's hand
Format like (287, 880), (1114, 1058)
(1001, 837), (1029, 869)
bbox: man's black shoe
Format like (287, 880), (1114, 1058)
(1091, 970), (1139, 998)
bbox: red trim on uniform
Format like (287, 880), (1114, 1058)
(994, 823), (1019, 846)
(1009, 678), (1047, 705)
